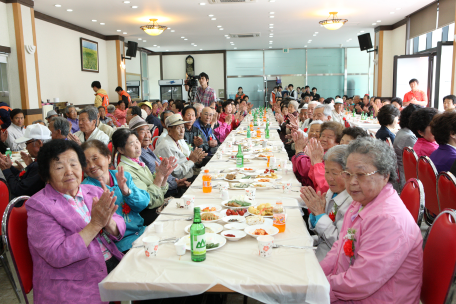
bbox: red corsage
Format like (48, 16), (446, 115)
(328, 212), (336, 222)
(343, 228), (356, 265)
(304, 128), (308, 132)
(19, 170), (26, 178)
(343, 240), (354, 257)
(122, 203), (131, 215)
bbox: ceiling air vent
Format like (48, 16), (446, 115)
(208, 0), (257, 4)
(230, 33), (261, 38)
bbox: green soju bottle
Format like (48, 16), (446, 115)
(236, 144), (244, 168)
(265, 124), (270, 139)
(352, 109), (355, 117)
(247, 127), (251, 138)
(190, 207), (206, 262)
(254, 117), (258, 126)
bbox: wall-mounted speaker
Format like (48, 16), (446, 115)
(358, 33), (373, 51)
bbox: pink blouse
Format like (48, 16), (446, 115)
(114, 108), (127, 126)
(413, 137), (439, 158)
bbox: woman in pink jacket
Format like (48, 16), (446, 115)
(114, 99), (128, 126)
(26, 140), (126, 304)
(409, 107), (439, 157)
(216, 100), (241, 142)
(321, 137), (422, 303)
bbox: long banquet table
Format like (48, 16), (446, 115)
(99, 110), (330, 304)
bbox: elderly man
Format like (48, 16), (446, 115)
(129, 116), (190, 198)
(45, 110), (58, 126)
(0, 124), (50, 199)
(139, 101), (163, 135)
(95, 106), (114, 139)
(65, 105), (79, 133)
(49, 117), (70, 140)
(192, 107), (220, 156)
(155, 111), (190, 156)
(299, 104), (308, 128)
(69, 106), (109, 145)
(98, 106), (113, 127)
(313, 104), (333, 122)
(332, 98), (344, 124)
(301, 101), (318, 131)
(193, 103), (204, 119)
(154, 114), (207, 180)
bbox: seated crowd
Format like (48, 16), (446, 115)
(1, 77), (456, 303)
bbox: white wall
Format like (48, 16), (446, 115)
(35, 19), (111, 106)
(148, 55), (160, 100)
(21, 5), (38, 109)
(0, 2), (10, 47)
(161, 53), (225, 98)
(381, 24), (407, 96)
(125, 47), (141, 80)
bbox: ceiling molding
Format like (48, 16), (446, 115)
(0, 45), (11, 53)
(138, 47), (154, 55)
(148, 50), (226, 56)
(374, 18), (408, 33)
(0, 0), (34, 8)
(34, 11), (125, 41)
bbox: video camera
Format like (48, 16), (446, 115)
(185, 75), (200, 102)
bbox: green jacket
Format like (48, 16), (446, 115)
(118, 155), (168, 209)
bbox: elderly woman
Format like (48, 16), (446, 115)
(306, 121), (344, 193)
(112, 128), (176, 225)
(430, 111), (456, 173)
(26, 140), (125, 303)
(69, 106), (109, 145)
(66, 105), (80, 133)
(409, 107), (439, 158)
(320, 137), (422, 303)
(393, 104), (420, 187)
(340, 127), (369, 145)
(107, 104), (121, 127)
(375, 104), (400, 143)
(115, 99), (128, 126)
(217, 100), (241, 142)
(81, 139), (150, 253)
(300, 145), (353, 261)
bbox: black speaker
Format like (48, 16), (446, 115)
(125, 41), (138, 57)
(358, 33), (373, 51)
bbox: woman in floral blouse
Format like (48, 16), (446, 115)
(81, 139), (150, 253)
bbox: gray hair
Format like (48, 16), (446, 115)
(107, 105), (116, 113)
(324, 145), (347, 167)
(194, 103), (204, 110)
(80, 106), (98, 122)
(51, 117), (70, 136)
(309, 119), (323, 127)
(32, 119), (45, 125)
(289, 100), (299, 111)
(344, 137), (397, 183)
(65, 105), (75, 114)
(308, 101), (319, 106)
(315, 104), (333, 117)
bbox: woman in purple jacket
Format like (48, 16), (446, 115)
(26, 140), (126, 304)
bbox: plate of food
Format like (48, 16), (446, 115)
(181, 233), (227, 251)
(224, 222), (248, 230)
(255, 153), (274, 160)
(255, 178), (273, 183)
(212, 173), (227, 180)
(201, 212), (221, 222)
(255, 171), (282, 180)
(254, 147), (273, 153)
(199, 204), (222, 212)
(240, 168), (261, 175)
(184, 222), (224, 234)
(245, 215), (273, 226)
(229, 183), (252, 190)
(221, 199), (254, 209)
(224, 173), (250, 182)
(244, 225), (279, 238)
(247, 203), (274, 217)
(220, 208), (248, 217)
(222, 215), (246, 223)
(250, 182), (274, 190)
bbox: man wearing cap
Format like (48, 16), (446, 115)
(0, 124), (50, 198)
(129, 116), (190, 198)
(45, 110), (58, 126)
(332, 98), (344, 124)
(154, 114), (207, 180)
(299, 104), (308, 129)
(155, 111), (190, 157)
(139, 101), (163, 135)
(301, 101), (318, 131)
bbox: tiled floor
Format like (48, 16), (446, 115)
(0, 223), (431, 304)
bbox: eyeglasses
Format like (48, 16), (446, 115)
(340, 170), (378, 181)
(202, 113), (213, 117)
(25, 139), (37, 145)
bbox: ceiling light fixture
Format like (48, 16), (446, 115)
(219, 28), (224, 30)
(55, 4), (61, 7)
(270, 12), (274, 14)
(100, 23), (105, 25)
(269, 46), (272, 48)
(92, 20), (97, 22)
(67, 9), (73, 12)
(270, 16), (274, 18)
(269, 0), (275, 2)
(396, 7), (401, 10)
(217, 25), (222, 28)
(166, 50), (169, 51)
(269, 26), (274, 29)
(123, 1), (130, 3)
(234, 47), (237, 49)
(140, 19), (167, 36)
(200, 49), (203, 50)
(138, 38), (142, 40)
(184, 38), (188, 40)
(171, 30), (175, 32)
(360, 30), (364, 33)
(372, 23), (376, 25)
(132, 6), (138, 9)
(269, 23), (274, 25)
(153, 45), (157, 46)
(143, 40), (146, 42)
(390, 12), (395, 14)
(377, 20), (381, 22)
(123, 32), (127, 34)
(194, 45), (197, 46)
(209, 14), (214, 17)
(117, 30), (121, 32)
(211, 18), (216, 20)
(319, 12), (348, 30)
(304, 45), (307, 47)
(200, 3), (206, 5)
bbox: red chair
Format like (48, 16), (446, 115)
(107, 142), (113, 153)
(437, 172), (456, 211)
(417, 156), (439, 225)
(403, 147), (419, 182)
(386, 137), (393, 147)
(400, 178), (425, 225)
(2, 196), (32, 303)
(421, 209), (456, 304)
(152, 127), (159, 138)
(0, 178), (10, 235)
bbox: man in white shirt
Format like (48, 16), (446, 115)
(298, 104), (308, 129)
(5, 109), (26, 151)
(156, 111), (190, 157)
(331, 98), (344, 125)
(68, 106), (109, 145)
(301, 101), (318, 131)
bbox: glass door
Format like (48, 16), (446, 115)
(160, 86), (173, 101)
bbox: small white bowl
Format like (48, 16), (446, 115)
(244, 225), (279, 238)
(222, 215), (246, 223)
(221, 230), (247, 241)
(224, 222), (248, 230)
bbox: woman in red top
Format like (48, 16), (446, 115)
(219, 100), (240, 130)
(403, 78), (428, 107)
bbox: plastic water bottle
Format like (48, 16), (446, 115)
(202, 170), (212, 193)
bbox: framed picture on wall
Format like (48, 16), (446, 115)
(80, 38), (99, 73)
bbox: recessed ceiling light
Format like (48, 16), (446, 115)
(270, 12), (274, 14)
(304, 45), (307, 47)
(208, 14), (214, 17)
(67, 9), (73, 12)
(269, 27), (274, 29)
(153, 45), (157, 46)
(123, 32), (127, 34)
(200, 3), (206, 5)
(143, 40), (146, 42)
(191, 43), (195, 45)
(184, 38), (188, 40)
(234, 47), (237, 49)
(138, 38), (142, 40)
(269, 24), (274, 25)
(55, 4), (61, 7)
(117, 30), (121, 32)
(123, 1), (130, 3)
(270, 16), (274, 18)
(211, 18), (216, 20)
(372, 23), (376, 25)
(171, 30), (175, 32)
(200, 49), (203, 50)
(377, 20), (381, 22)
(390, 11), (395, 14)
(269, 46), (272, 48)
(217, 25), (222, 28)
(100, 23), (105, 25)
(181, 36), (185, 38)
(268, 0), (275, 2)
(313, 34), (316, 36)
(219, 28), (224, 30)
(396, 7), (401, 10)
(131, 6), (138, 8)
(308, 40), (312, 42)
(226, 37), (230, 39)
(92, 20), (97, 22)
(225, 35), (229, 37)
(269, 40), (273, 42)
(157, 46), (160, 48)
(166, 50), (169, 51)
(360, 30), (364, 33)
(315, 32), (318, 34)
(194, 45), (197, 46)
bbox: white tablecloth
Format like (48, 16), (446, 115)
(98, 112), (330, 304)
